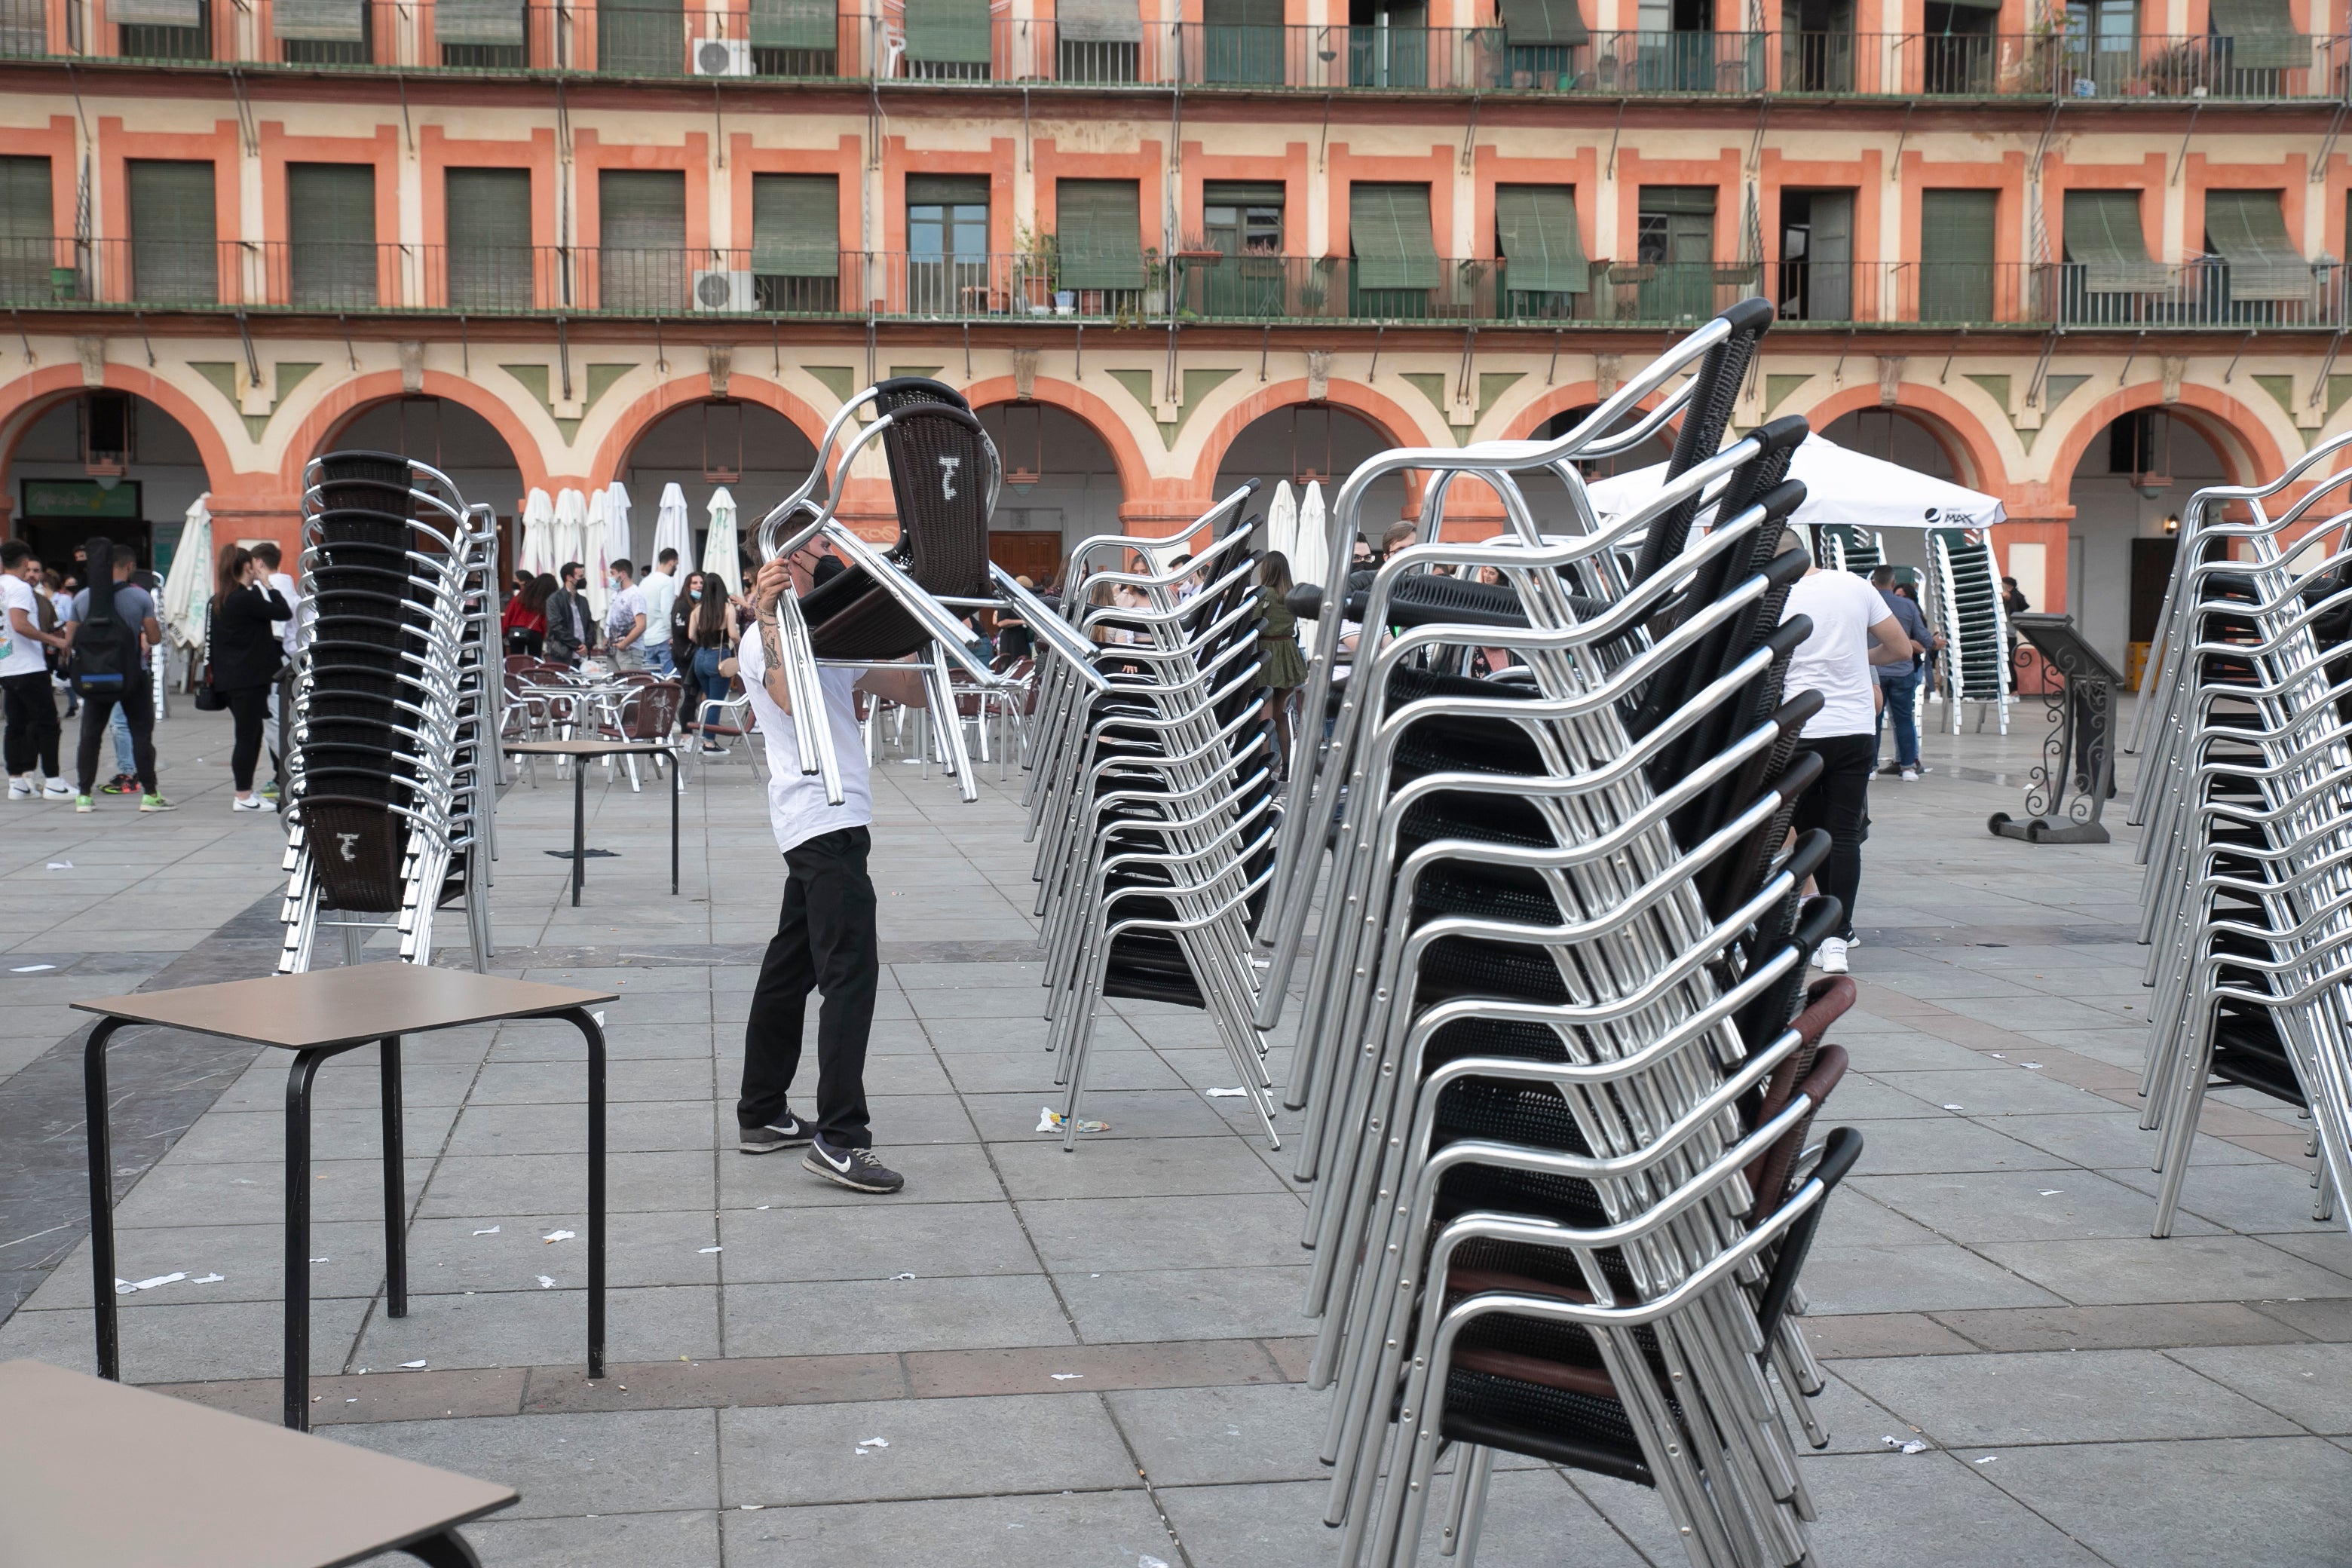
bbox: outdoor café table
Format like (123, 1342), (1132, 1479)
(75, 963), (619, 1431)
(504, 738), (681, 904)
(0, 1357), (516, 1566)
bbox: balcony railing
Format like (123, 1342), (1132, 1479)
(5, 240), (2341, 329)
(5, 0), (2346, 99)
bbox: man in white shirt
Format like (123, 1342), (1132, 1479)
(637, 549), (679, 678)
(1, 540), (70, 798)
(1778, 541), (1913, 975)
(734, 553), (929, 1194)
(252, 541), (300, 801)
(604, 559), (648, 671)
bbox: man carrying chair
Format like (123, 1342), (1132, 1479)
(733, 552), (930, 1195)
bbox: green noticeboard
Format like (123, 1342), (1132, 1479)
(22, 479), (140, 519)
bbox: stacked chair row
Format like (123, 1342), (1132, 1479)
(277, 452), (500, 972)
(1257, 301), (1865, 1568)
(751, 375), (1091, 810)
(1926, 525), (2014, 734)
(1020, 490), (1285, 1151)
(2126, 426), (2352, 1239)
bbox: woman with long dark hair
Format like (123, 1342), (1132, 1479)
(504, 572), (553, 656)
(1256, 551), (1308, 780)
(210, 541), (293, 811)
(687, 574), (738, 749)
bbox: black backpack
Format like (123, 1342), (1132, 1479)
(69, 546), (141, 699)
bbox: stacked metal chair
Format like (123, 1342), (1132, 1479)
(277, 452), (499, 972)
(1927, 525), (2012, 733)
(1810, 521), (1882, 577)
(1258, 300), (1866, 1568)
(2127, 427), (2352, 1239)
(1019, 488), (1283, 1150)
(750, 375), (1095, 808)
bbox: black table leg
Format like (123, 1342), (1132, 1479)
(571, 760), (586, 906)
(83, 1018), (127, 1381)
(671, 749), (680, 896)
(398, 1527), (484, 1566)
(285, 1047), (329, 1431)
(381, 1035), (407, 1318)
(562, 1007), (608, 1380)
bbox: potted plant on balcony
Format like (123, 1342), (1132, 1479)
(1015, 222), (1060, 317)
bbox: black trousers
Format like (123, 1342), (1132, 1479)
(2, 669), (60, 777)
(1790, 733), (1873, 942)
(225, 682), (272, 790)
(76, 686), (156, 796)
(738, 826), (879, 1147)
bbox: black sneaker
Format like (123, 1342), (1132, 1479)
(100, 773), (136, 795)
(802, 1137), (905, 1193)
(738, 1114), (813, 1154)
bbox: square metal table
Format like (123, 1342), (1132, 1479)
(0, 1356), (517, 1566)
(75, 963), (619, 1431)
(505, 738), (681, 903)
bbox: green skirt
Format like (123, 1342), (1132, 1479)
(1257, 632), (1308, 689)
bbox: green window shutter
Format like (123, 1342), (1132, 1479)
(2209, 0), (2306, 69)
(1057, 178), (1144, 289)
(902, 0), (991, 63)
(288, 162), (375, 306)
(1350, 183), (1438, 290)
(1496, 185), (1585, 295)
(111, 0), (201, 26)
(1638, 185), (1716, 216)
(436, 0), (525, 45)
(0, 156), (52, 240)
(2064, 188), (2166, 292)
(752, 173), (839, 277)
(908, 173), (990, 207)
(446, 167), (531, 309)
(274, 0), (363, 39)
(127, 159), (216, 304)
(599, 169), (686, 250)
(2205, 188), (2308, 300)
(1918, 188), (1995, 321)
(749, 0), (834, 50)
(1205, 181), (1285, 208)
(1499, 0), (1586, 45)
(1058, 0), (1140, 41)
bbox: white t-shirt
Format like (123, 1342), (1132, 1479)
(268, 571), (301, 657)
(736, 623), (874, 854)
(639, 569), (678, 646)
(0, 576), (46, 678)
(605, 582), (647, 646)
(1780, 570), (1893, 739)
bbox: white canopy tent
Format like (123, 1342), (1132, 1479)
(516, 488), (556, 578)
(580, 487), (614, 620)
(651, 482), (693, 573)
(159, 492), (213, 650)
(605, 481), (633, 571)
(702, 487), (742, 596)
(552, 488), (588, 581)
(1585, 432), (2006, 534)
(1266, 481), (1297, 565)
(1294, 481), (1329, 590)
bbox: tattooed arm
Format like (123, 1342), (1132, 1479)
(751, 557), (795, 717)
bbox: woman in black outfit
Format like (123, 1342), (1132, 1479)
(210, 543), (294, 811)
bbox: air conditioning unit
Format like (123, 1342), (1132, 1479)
(692, 268), (756, 312)
(691, 35), (751, 75)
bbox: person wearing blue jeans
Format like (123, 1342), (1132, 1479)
(683, 580), (738, 749)
(1870, 568), (1937, 780)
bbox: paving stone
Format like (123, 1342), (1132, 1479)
(1971, 1436), (2352, 1568)
(353, 1282), (721, 1370)
(720, 1490), (1168, 1566)
(1851, 1168), (2225, 1243)
(335, 1408), (722, 1519)
(1055, 1265), (1314, 1343)
(0, 1296), (372, 1383)
(1159, 1472), (1649, 1568)
(1836, 1348), (2303, 1444)
(1972, 1235), (2352, 1305)
(720, 1275), (1074, 1357)
(717, 1392), (1135, 1505)
(717, 1200), (1037, 1282)
(457, 1508), (720, 1568)
(1932, 1301), (2318, 1354)
(1017, 1193), (1307, 1273)
(2165, 1341), (2352, 1433)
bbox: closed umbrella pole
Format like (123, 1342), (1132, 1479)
(1296, 481), (1328, 591)
(160, 492), (213, 650)
(605, 481), (634, 571)
(519, 487), (555, 577)
(653, 481), (694, 571)
(553, 487), (590, 604)
(703, 487), (742, 596)
(580, 487), (611, 621)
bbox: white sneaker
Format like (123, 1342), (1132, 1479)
(1900, 767), (1919, 782)
(5, 776), (30, 799)
(41, 779), (72, 799)
(231, 795), (267, 811)
(1815, 938), (1850, 975)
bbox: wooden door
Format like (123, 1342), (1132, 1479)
(988, 529), (1064, 584)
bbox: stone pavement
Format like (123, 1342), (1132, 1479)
(0, 697), (2347, 1566)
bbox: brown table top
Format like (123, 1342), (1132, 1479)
(71, 963), (617, 1052)
(506, 738), (677, 756)
(0, 1358), (516, 1568)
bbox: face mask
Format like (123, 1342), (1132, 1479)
(689, 590), (702, 601)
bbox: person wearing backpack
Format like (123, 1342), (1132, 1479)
(60, 539), (170, 813)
